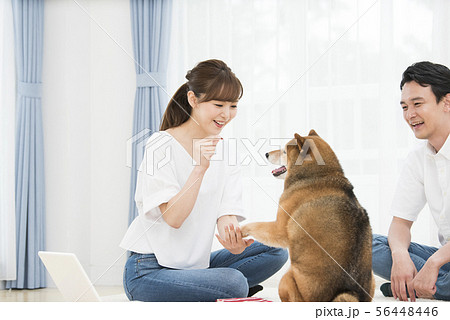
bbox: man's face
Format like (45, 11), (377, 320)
(400, 81), (448, 142)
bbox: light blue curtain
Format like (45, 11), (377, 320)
(128, 0), (172, 225)
(6, 0), (46, 289)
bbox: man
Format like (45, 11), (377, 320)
(372, 61), (450, 301)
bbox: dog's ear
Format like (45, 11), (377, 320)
(294, 133), (305, 149)
(308, 129), (318, 136)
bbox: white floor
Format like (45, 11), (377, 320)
(258, 274), (440, 302)
(0, 285), (124, 302)
(0, 273), (440, 302)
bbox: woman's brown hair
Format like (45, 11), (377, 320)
(160, 59), (243, 131)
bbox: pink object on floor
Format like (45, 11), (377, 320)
(216, 297), (272, 302)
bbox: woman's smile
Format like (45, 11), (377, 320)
(213, 120), (225, 128)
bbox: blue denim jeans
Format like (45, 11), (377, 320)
(123, 241), (288, 302)
(372, 234), (450, 301)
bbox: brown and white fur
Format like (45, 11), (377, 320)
(241, 130), (375, 302)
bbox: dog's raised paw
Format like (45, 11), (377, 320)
(240, 224), (255, 238)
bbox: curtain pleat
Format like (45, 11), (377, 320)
(7, 0), (46, 289)
(128, 0), (172, 225)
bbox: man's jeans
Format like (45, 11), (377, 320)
(372, 234), (450, 301)
(123, 241), (288, 302)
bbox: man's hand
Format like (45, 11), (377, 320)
(391, 250), (417, 301)
(215, 224), (254, 255)
(411, 242), (450, 299)
(388, 217), (416, 301)
(411, 260), (438, 299)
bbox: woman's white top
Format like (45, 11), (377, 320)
(120, 131), (245, 269)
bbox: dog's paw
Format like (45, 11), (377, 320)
(240, 223), (255, 238)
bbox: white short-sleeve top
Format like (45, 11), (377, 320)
(120, 131), (245, 269)
(390, 134), (450, 246)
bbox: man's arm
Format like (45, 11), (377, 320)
(428, 242), (450, 266)
(388, 216), (418, 301)
(411, 241), (450, 298)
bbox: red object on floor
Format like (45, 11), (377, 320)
(216, 297), (272, 302)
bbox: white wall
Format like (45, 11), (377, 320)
(43, 0), (134, 286)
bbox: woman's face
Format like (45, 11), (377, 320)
(189, 92), (238, 135)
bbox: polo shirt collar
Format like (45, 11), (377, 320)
(426, 133), (450, 160)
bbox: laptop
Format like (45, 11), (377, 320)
(38, 251), (102, 302)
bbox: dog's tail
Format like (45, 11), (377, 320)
(332, 292), (359, 302)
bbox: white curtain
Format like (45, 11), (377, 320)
(0, 0), (16, 282)
(168, 0), (450, 248)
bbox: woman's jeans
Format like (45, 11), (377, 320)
(372, 234), (450, 301)
(123, 241), (288, 302)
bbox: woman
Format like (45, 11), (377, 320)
(120, 59), (288, 302)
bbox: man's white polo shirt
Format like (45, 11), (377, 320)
(390, 134), (450, 246)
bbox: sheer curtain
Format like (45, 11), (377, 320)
(0, 0), (16, 284)
(168, 0), (450, 247)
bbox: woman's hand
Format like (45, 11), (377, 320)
(216, 224), (254, 255)
(192, 135), (222, 170)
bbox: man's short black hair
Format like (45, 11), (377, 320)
(400, 61), (450, 103)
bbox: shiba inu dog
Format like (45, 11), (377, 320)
(241, 130), (374, 302)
